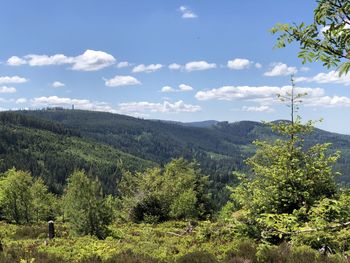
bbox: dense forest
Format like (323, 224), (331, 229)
(0, 109), (349, 209)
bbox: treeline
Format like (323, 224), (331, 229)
(0, 158), (214, 239)
(17, 109), (350, 188)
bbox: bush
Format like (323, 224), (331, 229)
(130, 195), (169, 224)
(177, 251), (218, 263)
(0, 244), (66, 263)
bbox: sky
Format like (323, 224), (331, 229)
(1, 0), (350, 134)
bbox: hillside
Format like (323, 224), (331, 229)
(0, 112), (155, 194)
(2, 109), (349, 207)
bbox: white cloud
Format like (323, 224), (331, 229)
(31, 96), (117, 112)
(25, 54), (73, 66)
(300, 66), (310, 72)
(0, 76), (28, 84)
(161, 86), (175, 93)
(7, 50), (116, 71)
(16, 98), (27, 104)
(0, 86), (16, 93)
(117, 61), (130, 68)
(168, 63), (182, 70)
(51, 81), (65, 88)
(295, 70), (350, 86)
(104, 75), (141, 87)
(255, 63), (262, 69)
(7, 56), (27, 66)
(119, 100), (201, 114)
(242, 105), (274, 113)
(161, 84), (193, 92)
(185, 61), (217, 72)
(227, 58), (251, 70)
(195, 85), (324, 101)
(132, 64), (163, 73)
(195, 84), (350, 108)
(71, 50), (116, 71)
(178, 84), (193, 91)
(264, 62), (298, 77)
(179, 6), (198, 19)
(305, 96), (350, 108)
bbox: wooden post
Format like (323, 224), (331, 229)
(48, 220), (55, 239)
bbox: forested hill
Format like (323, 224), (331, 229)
(0, 112), (155, 195)
(15, 109), (350, 178)
(1, 109), (349, 206)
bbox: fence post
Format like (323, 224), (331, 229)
(48, 220), (55, 239)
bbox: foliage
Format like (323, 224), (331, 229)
(271, 0), (350, 75)
(119, 158), (213, 223)
(0, 168), (56, 224)
(2, 221), (350, 263)
(0, 111), (155, 195)
(1, 109), (350, 209)
(63, 170), (113, 239)
(225, 80), (343, 244)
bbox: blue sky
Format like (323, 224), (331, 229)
(1, 0), (350, 133)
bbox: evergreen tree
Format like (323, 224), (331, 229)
(229, 77), (340, 240)
(63, 170), (112, 239)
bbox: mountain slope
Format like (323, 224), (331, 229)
(0, 112), (155, 194)
(5, 109), (350, 207)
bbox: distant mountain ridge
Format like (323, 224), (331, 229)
(1, 109), (349, 207)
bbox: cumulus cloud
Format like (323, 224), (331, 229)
(161, 84), (193, 93)
(195, 84), (350, 109)
(305, 96), (350, 108)
(104, 75), (141, 87)
(168, 63), (182, 70)
(32, 96), (117, 112)
(264, 62), (298, 77)
(7, 50), (116, 71)
(0, 76), (28, 84)
(195, 85), (324, 101)
(179, 6), (198, 19)
(24, 54), (73, 66)
(117, 61), (130, 68)
(132, 64), (163, 73)
(0, 86), (16, 93)
(16, 98), (27, 104)
(295, 70), (350, 86)
(119, 100), (201, 114)
(161, 86), (175, 93)
(51, 81), (65, 88)
(7, 56), (27, 66)
(227, 58), (251, 70)
(179, 84), (193, 91)
(242, 105), (274, 113)
(185, 61), (216, 72)
(300, 66), (310, 72)
(71, 50), (116, 71)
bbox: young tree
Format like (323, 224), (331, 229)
(31, 178), (57, 222)
(119, 158), (212, 223)
(229, 77), (340, 240)
(0, 169), (33, 223)
(0, 169), (58, 224)
(271, 0), (350, 75)
(63, 170), (112, 239)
